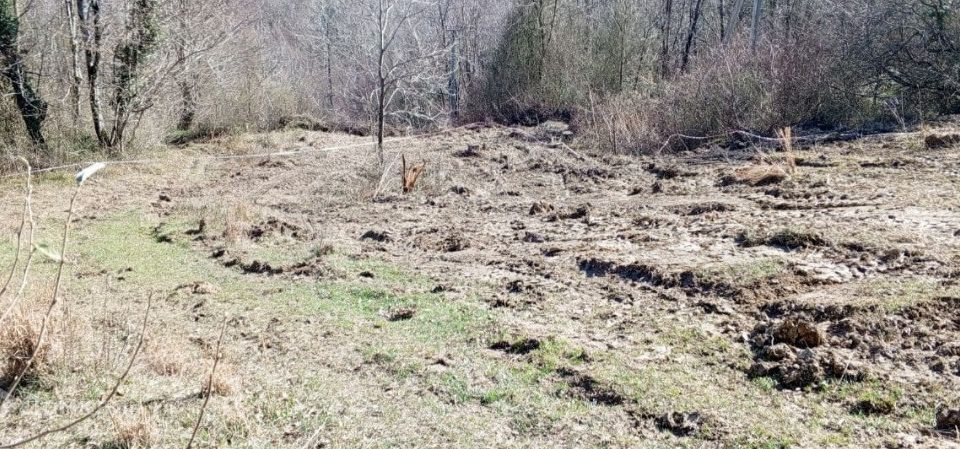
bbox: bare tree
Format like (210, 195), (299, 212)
(361, 0), (446, 164)
(680, 0), (705, 72)
(0, 0), (47, 146)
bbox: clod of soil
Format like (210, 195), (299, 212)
(737, 228), (830, 250)
(750, 348), (826, 388)
(248, 218), (306, 241)
(557, 204), (590, 220)
(440, 234), (470, 252)
(175, 281), (220, 295)
(489, 338), (541, 355)
(646, 163), (693, 180)
(529, 201), (555, 215)
(678, 202), (737, 216)
(454, 144), (484, 157)
(924, 133), (960, 150)
(772, 318), (826, 348)
(558, 369), (625, 406)
(360, 230), (391, 242)
(936, 406), (960, 431)
(851, 394), (898, 416)
(656, 411), (705, 437)
(383, 307), (416, 322)
(722, 165), (788, 186)
(522, 232), (545, 243)
(225, 258), (284, 276)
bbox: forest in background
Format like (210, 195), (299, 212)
(2, 0), (960, 164)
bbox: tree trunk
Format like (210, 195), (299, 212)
(659, 0), (673, 78)
(2, 61), (47, 145)
(0, 0), (47, 146)
(77, 0), (108, 146)
(680, 0), (705, 72)
(724, 0), (746, 45)
(108, 0), (159, 152)
(177, 79), (196, 131)
(376, 0), (386, 166)
(175, 0), (194, 131)
(64, 0), (83, 120)
(750, 0), (762, 52)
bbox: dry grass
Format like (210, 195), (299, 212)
(224, 201), (255, 245)
(0, 313), (55, 390)
(109, 407), (153, 448)
(145, 336), (191, 376)
(206, 366), (237, 397)
(723, 164), (789, 186)
(778, 126), (796, 174)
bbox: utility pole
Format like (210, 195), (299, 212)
(447, 28), (459, 125)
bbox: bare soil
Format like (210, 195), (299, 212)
(1, 123), (959, 447)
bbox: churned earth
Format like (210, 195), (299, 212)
(0, 121), (958, 448)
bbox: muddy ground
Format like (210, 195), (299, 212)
(1, 122), (959, 448)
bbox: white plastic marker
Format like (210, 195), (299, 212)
(75, 162), (106, 185)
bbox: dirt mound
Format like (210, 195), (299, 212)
(645, 163), (695, 180)
(737, 228), (830, 251)
(489, 338), (541, 355)
(655, 411), (709, 437)
(414, 231), (470, 252)
(937, 406), (960, 432)
(675, 202), (737, 216)
(771, 318), (826, 348)
(360, 230), (391, 242)
(529, 201), (555, 215)
(556, 368), (625, 406)
(248, 218), (308, 241)
(750, 297), (960, 388)
(924, 133), (960, 150)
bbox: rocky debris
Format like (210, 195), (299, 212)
(722, 164), (788, 186)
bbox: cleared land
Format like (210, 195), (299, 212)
(1, 122), (959, 448)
